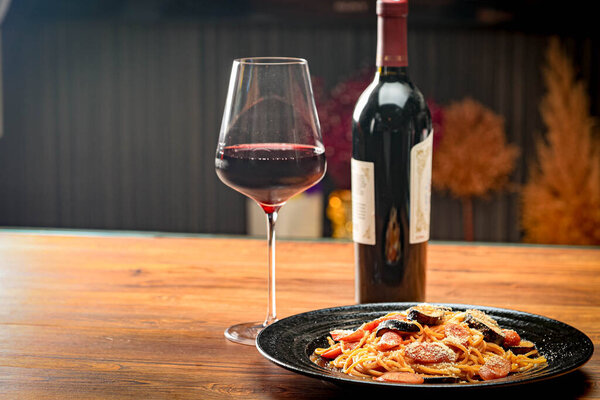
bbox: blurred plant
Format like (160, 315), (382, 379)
(316, 69), (373, 190)
(432, 97), (519, 241)
(521, 38), (600, 245)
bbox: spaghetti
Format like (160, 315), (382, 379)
(312, 304), (547, 383)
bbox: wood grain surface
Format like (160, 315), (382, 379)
(0, 231), (598, 399)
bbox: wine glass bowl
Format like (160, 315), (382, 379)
(215, 57), (326, 345)
(216, 143), (326, 212)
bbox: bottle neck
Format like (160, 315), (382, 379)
(376, 14), (408, 68)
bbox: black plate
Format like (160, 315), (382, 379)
(256, 303), (594, 389)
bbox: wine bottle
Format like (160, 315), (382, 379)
(351, 0), (432, 303)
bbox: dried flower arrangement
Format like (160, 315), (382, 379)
(521, 38), (600, 245)
(432, 98), (519, 241)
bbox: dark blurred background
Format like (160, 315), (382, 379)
(0, 0), (598, 241)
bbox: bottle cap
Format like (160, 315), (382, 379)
(376, 0), (408, 17)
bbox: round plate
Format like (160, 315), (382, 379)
(256, 302), (594, 388)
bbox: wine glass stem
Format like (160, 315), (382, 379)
(264, 209), (279, 327)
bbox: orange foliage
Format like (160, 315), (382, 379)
(521, 38), (600, 245)
(432, 98), (519, 198)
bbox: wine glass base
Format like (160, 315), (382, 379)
(224, 322), (265, 345)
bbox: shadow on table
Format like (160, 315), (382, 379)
(269, 370), (592, 400)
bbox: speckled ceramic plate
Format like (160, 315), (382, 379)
(256, 303), (593, 389)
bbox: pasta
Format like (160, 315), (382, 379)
(311, 304), (547, 383)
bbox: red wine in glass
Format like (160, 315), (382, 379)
(216, 143), (326, 213)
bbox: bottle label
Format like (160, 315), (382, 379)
(409, 132), (433, 243)
(351, 158), (376, 245)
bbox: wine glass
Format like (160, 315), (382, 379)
(215, 57), (326, 345)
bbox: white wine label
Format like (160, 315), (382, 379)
(410, 132), (433, 243)
(351, 158), (376, 245)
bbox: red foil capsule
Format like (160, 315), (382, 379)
(376, 0), (408, 67)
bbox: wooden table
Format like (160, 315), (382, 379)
(0, 230), (598, 399)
